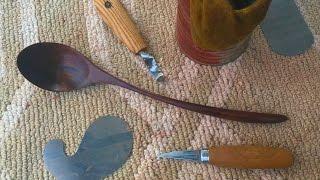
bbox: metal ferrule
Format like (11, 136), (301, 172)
(138, 51), (164, 81)
(200, 150), (210, 162)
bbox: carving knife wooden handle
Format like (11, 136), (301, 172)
(94, 0), (147, 53)
(209, 146), (294, 169)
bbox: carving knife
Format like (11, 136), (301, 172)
(158, 146), (294, 169)
(94, 0), (164, 81)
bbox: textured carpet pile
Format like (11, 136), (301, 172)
(0, 0), (319, 179)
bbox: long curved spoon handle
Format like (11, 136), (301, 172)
(103, 74), (288, 123)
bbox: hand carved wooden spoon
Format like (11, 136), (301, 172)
(17, 43), (287, 123)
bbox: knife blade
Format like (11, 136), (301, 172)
(158, 146), (294, 169)
(94, 0), (164, 81)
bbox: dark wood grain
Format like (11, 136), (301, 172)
(176, 0), (271, 65)
(177, 0), (223, 65)
(17, 43), (288, 123)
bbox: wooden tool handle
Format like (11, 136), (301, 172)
(94, 0), (147, 53)
(209, 146), (293, 169)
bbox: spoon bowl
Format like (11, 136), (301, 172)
(17, 43), (91, 92)
(17, 43), (288, 123)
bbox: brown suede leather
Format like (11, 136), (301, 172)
(190, 0), (271, 51)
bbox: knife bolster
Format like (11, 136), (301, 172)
(200, 150), (210, 162)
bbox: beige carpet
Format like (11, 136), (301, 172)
(0, 0), (319, 179)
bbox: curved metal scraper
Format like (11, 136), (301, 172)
(44, 116), (133, 180)
(261, 0), (314, 56)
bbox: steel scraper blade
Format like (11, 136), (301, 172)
(261, 0), (314, 56)
(43, 116), (133, 180)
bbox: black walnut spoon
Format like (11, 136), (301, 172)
(17, 43), (287, 123)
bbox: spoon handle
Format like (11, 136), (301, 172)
(106, 77), (287, 123)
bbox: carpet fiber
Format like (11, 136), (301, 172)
(0, 0), (319, 179)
